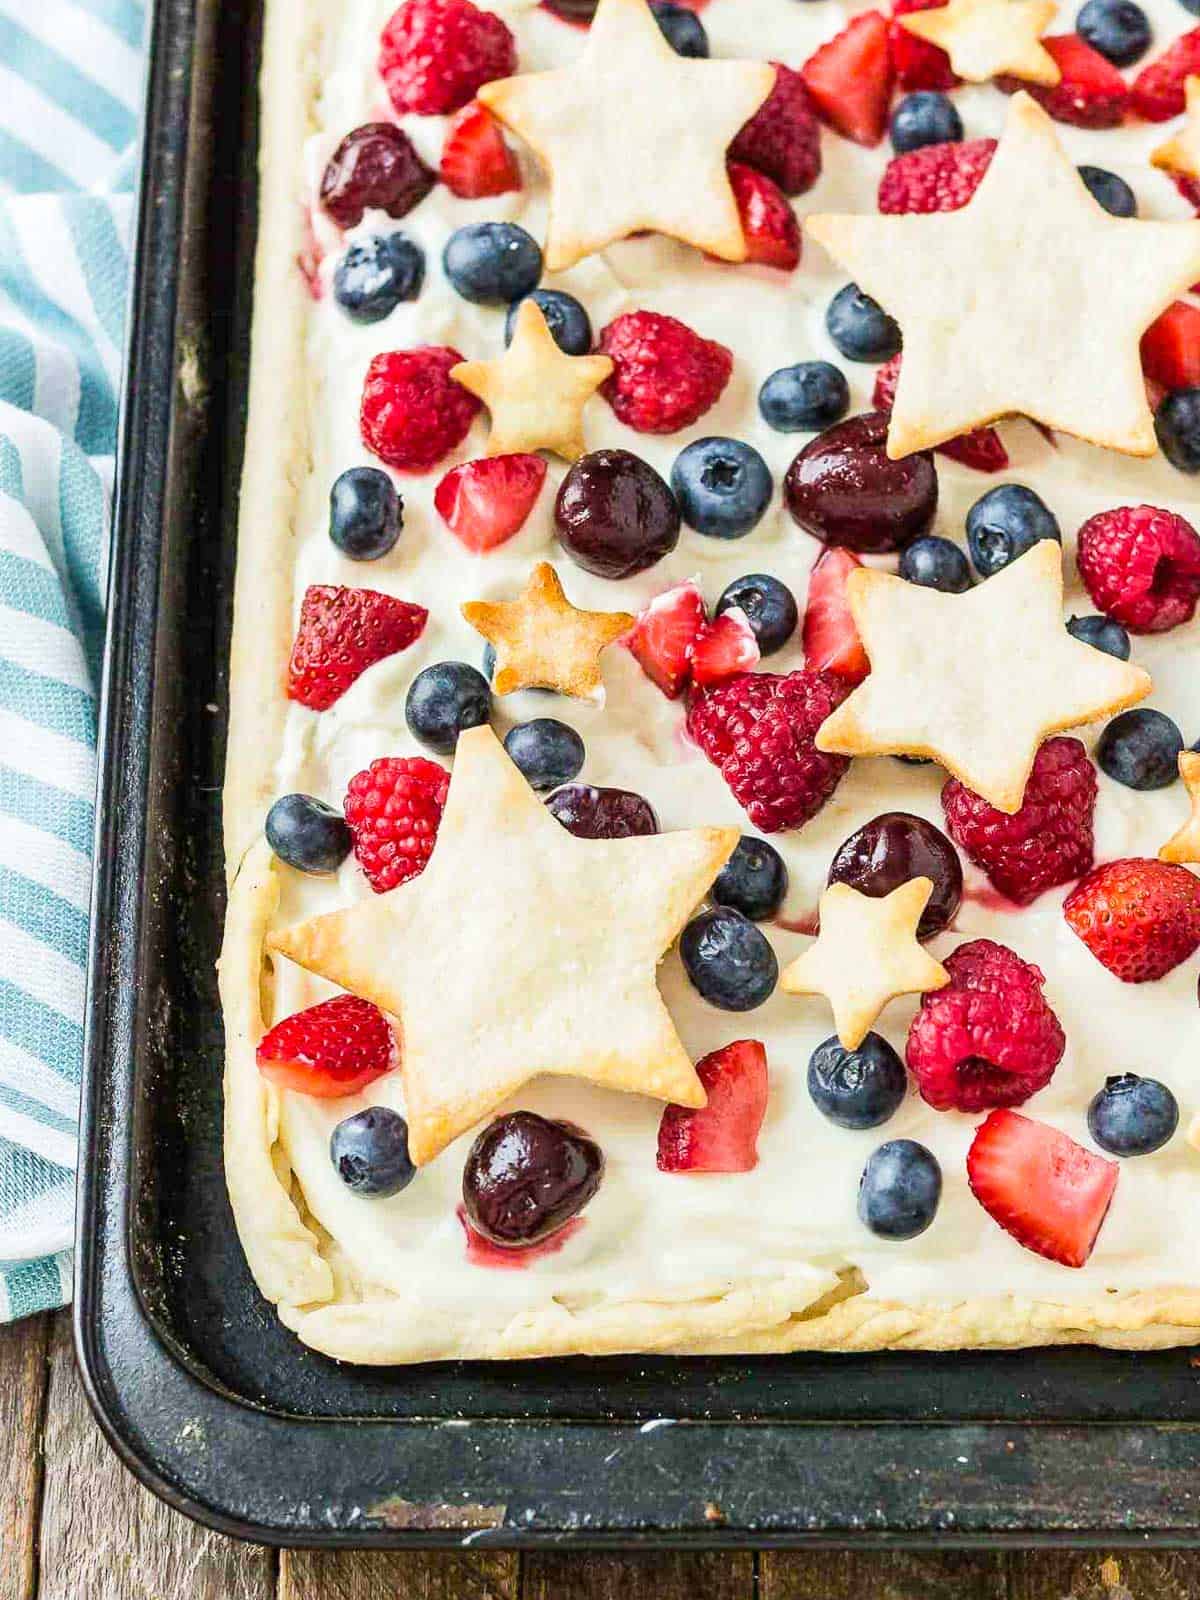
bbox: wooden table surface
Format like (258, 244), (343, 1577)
(5, 1311), (1200, 1600)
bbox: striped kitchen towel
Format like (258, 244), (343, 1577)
(0, 0), (144, 1321)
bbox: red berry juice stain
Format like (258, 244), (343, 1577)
(457, 1206), (583, 1269)
(958, 882), (1018, 915)
(774, 909), (819, 936)
(296, 208), (324, 300)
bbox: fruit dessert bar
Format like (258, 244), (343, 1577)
(223, 0), (1200, 1363)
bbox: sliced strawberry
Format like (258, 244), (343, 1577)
(256, 995), (397, 1098)
(1141, 301), (1200, 393)
(1000, 34), (1128, 128)
(890, 0), (959, 90)
(440, 101), (521, 198)
(802, 11), (894, 147)
(1132, 26), (1200, 121)
(802, 548), (869, 685)
(287, 585), (428, 711)
(873, 353), (1008, 472)
(728, 161), (801, 271)
(625, 580), (707, 698)
(967, 1109), (1118, 1268)
(1064, 857), (1200, 982)
(433, 453), (547, 552)
(657, 1040), (769, 1173)
(690, 608), (761, 687)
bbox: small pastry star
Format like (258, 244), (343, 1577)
(896, 0), (1060, 85)
(808, 93), (1200, 460)
(1152, 75), (1200, 184)
(478, 0), (774, 271)
(450, 299), (614, 461)
(816, 541), (1152, 814)
(462, 561), (634, 701)
(781, 880), (949, 1050)
(270, 726), (738, 1164)
(1160, 751), (1200, 865)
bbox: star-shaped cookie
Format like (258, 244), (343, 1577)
(478, 0), (774, 271)
(1160, 751), (1200, 864)
(269, 726), (737, 1165)
(896, 0), (1060, 85)
(781, 880), (949, 1050)
(808, 93), (1200, 459)
(815, 541), (1151, 814)
(462, 561), (633, 701)
(1152, 75), (1200, 183)
(450, 299), (613, 460)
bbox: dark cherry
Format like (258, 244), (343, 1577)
(555, 449), (681, 579)
(546, 784), (659, 839)
(783, 412), (937, 553)
(462, 1111), (605, 1247)
(827, 812), (963, 938)
(320, 124), (436, 229)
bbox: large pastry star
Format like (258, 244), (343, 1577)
(1152, 75), (1200, 184)
(478, 0), (774, 271)
(451, 299), (613, 460)
(896, 0), (1059, 85)
(781, 880), (949, 1050)
(270, 726), (737, 1165)
(809, 93), (1200, 459)
(815, 541), (1152, 814)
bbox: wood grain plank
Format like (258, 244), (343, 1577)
(761, 1550), (1007, 1600)
(522, 1551), (754, 1600)
(0, 1312), (50, 1600)
(1008, 1551), (1200, 1599)
(36, 1311), (275, 1600)
(279, 1550), (520, 1600)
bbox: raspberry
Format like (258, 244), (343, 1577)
(1132, 26), (1200, 121)
(877, 138), (995, 213)
(360, 347), (481, 472)
(728, 62), (822, 196)
(686, 670), (850, 833)
(874, 353), (1008, 471)
(344, 756), (450, 893)
(1076, 504), (1200, 634)
(906, 939), (1066, 1112)
(890, 0), (959, 90)
(942, 736), (1097, 906)
(1064, 857), (1200, 983)
(598, 311), (732, 434)
(319, 124), (435, 229)
(999, 34), (1128, 129)
(378, 0), (516, 116)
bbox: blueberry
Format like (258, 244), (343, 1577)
(1076, 0), (1151, 64)
(965, 483), (1061, 577)
(825, 283), (902, 364)
(329, 466), (401, 560)
(858, 1140), (941, 1240)
(1155, 387), (1200, 473)
(504, 718), (585, 791)
(808, 1033), (908, 1130)
(712, 835), (788, 920)
(405, 661), (492, 754)
(1087, 1073), (1178, 1157)
(715, 573), (798, 655)
(680, 907), (778, 1011)
(759, 361), (851, 432)
(333, 233), (424, 323)
(505, 288), (592, 355)
(1067, 612), (1131, 660)
(1096, 707), (1183, 790)
(443, 222), (542, 305)
(265, 793), (353, 874)
(330, 1106), (416, 1197)
(482, 641), (497, 682)
(1078, 165), (1137, 217)
(889, 91), (963, 153)
(650, 0), (708, 54)
(899, 535), (972, 593)
(670, 437), (773, 539)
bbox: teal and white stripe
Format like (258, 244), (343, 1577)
(0, 0), (142, 1321)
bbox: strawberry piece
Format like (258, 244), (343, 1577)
(360, 346), (481, 472)
(802, 548), (869, 685)
(440, 101), (521, 198)
(598, 311), (732, 434)
(878, 137), (996, 213)
(1064, 857), (1200, 983)
(379, 0), (516, 116)
(625, 580), (707, 698)
(967, 1109), (1118, 1268)
(690, 608), (761, 687)
(890, 0), (959, 90)
(998, 34), (1127, 128)
(802, 11), (894, 147)
(256, 995), (397, 1098)
(1141, 301), (1200, 393)
(874, 353), (1008, 472)
(728, 161), (801, 271)
(1132, 26), (1200, 121)
(728, 61), (822, 196)
(434, 453), (546, 552)
(287, 585), (428, 711)
(657, 1040), (769, 1173)
(344, 755), (450, 893)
